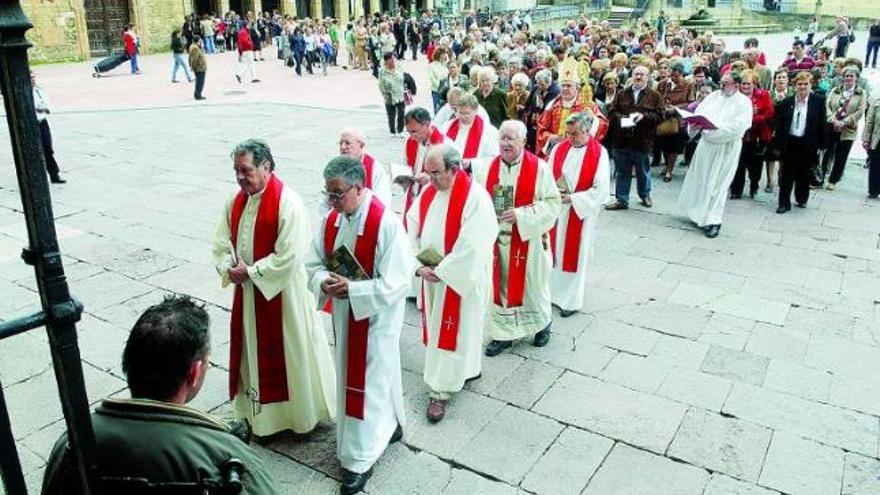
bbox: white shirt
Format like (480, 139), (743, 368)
(790, 95), (809, 137)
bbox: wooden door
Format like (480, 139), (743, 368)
(84, 0), (131, 57)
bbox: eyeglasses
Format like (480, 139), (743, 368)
(323, 185), (355, 202)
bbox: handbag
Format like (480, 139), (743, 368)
(404, 90), (413, 106)
(656, 117), (680, 136)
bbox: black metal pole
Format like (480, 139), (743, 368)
(0, 379), (26, 495)
(0, 3), (98, 494)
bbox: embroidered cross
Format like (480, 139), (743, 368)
(513, 251), (527, 267)
(444, 317), (455, 330)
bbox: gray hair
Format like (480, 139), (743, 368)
(340, 128), (367, 145)
(478, 66), (498, 84)
(535, 68), (553, 84)
(431, 144), (462, 170)
(499, 120), (527, 141)
(323, 155), (365, 186)
(842, 66), (860, 78)
(231, 138), (276, 171)
(458, 93), (479, 109)
(565, 111), (595, 133)
(405, 106), (432, 125)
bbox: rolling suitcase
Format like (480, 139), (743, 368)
(92, 52), (129, 77)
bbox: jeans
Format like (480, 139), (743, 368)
(203, 36), (215, 53)
(866, 40), (880, 68)
(171, 53), (193, 81)
(611, 148), (651, 204)
(194, 71), (206, 99)
(385, 101), (405, 133)
(316, 49), (328, 76)
(868, 148), (880, 196)
(293, 51), (304, 75)
(129, 53), (139, 73)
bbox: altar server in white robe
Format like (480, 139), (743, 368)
(677, 71), (753, 238)
(305, 155), (413, 495)
(318, 129), (392, 214)
(440, 93), (500, 175)
(211, 139), (336, 438)
(473, 120), (562, 357)
(405, 145), (498, 423)
(547, 113), (610, 317)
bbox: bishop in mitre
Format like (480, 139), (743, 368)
(211, 139), (336, 438)
(406, 144), (498, 423)
(473, 120), (562, 357)
(547, 112), (610, 317)
(440, 93), (500, 176)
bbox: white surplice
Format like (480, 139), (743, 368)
(432, 102), (491, 128)
(677, 90), (753, 227)
(405, 181), (499, 395)
(212, 184), (337, 437)
(304, 191), (413, 474)
(316, 154), (392, 215)
(548, 143), (611, 312)
(473, 153), (562, 340)
(440, 117), (501, 176)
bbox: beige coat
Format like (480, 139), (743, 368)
(862, 99), (880, 151)
(826, 84), (867, 141)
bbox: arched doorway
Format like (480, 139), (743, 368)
(322, 0), (336, 18)
(262, 0), (280, 14)
(84, 0), (131, 57)
(295, 0), (310, 18)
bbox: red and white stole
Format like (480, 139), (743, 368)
(549, 138), (601, 273)
(416, 170), (471, 351)
(404, 126), (445, 219)
(323, 196), (385, 420)
(445, 115), (485, 159)
(485, 152), (540, 308)
(228, 173), (289, 404)
(361, 153), (375, 189)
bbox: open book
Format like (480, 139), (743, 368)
(556, 175), (571, 194)
(389, 162), (416, 189)
(675, 107), (718, 130)
(416, 247), (444, 267)
(326, 245), (370, 281)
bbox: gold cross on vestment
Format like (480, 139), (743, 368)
(513, 251), (527, 267)
(444, 317), (455, 330)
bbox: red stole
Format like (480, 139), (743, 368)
(323, 196), (385, 420)
(228, 174), (289, 404)
(404, 127), (445, 218)
(445, 116), (484, 159)
(549, 139), (601, 272)
(417, 170), (471, 351)
(361, 153), (375, 189)
(485, 152), (540, 308)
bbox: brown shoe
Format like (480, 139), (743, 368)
(604, 200), (628, 211)
(426, 398), (447, 423)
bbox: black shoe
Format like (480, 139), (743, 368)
(749, 190), (757, 199)
(465, 373), (482, 383)
(485, 340), (512, 357)
(869, 193), (879, 199)
(340, 468), (373, 495)
(532, 324), (551, 347)
(49, 175), (66, 184)
(390, 424), (403, 444)
(704, 225), (721, 238)
(776, 206), (790, 214)
(559, 309), (577, 318)
(730, 193), (742, 199)
(195, 96), (206, 100)
(795, 202), (806, 208)
(235, 74), (241, 83)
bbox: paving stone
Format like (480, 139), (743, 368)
(700, 346), (769, 386)
(745, 323), (810, 362)
(454, 405), (561, 485)
(842, 452), (880, 495)
(660, 265), (747, 291)
(598, 353), (672, 393)
(254, 445), (339, 494)
(580, 286), (651, 315)
(71, 270), (155, 311)
(668, 408), (772, 482)
(579, 318), (660, 355)
(605, 300), (711, 340)
(699, 314), (756, 351)
(582, 443), (709, 495)
(723, 383), (877, 457)
(668, 281), (729, 308)
(550, 311), (595, 338)
(143, 262), (230, 308)
(369, 446), (452, 494)
(710, 293), (790, 326)
(464, 352), (525, 396)
(520, 427), (613, 495)
(806, 334), (880, 378)
(702, 474), (780, 495)
(270, 424), (341, 479)
(442, 468), (522, 495)
(540, 337), (618, 378)
(489, 359), (563, 409)
(762, 360), (831, 403)
(648, 334), (710, 369)
(758, 433), (845, 495)
(829, 373), (880, 417)
(657, 367), (732, 411)
(0, 333), (54, 386)
(533, 372), (686, 454)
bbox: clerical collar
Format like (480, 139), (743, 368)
(502, 153), (523, 167)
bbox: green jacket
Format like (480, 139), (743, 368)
(41, 398), (280, 495)
(475, 87), (509, 128)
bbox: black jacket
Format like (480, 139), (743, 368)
(775, 93), (827, 153)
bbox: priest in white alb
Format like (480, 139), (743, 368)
(432, 86), (491, 128)
(440, 93), (500, 176)
(401, 106), (458, 219)
(317, 129), (391, 213)
(405, 145), (498, 423)
(304, 155), (413, 495)
(211, 139), (336, 439)
(547, 113), (610, 318)
(473, 120), (562, 357)
(677, 71), (753, 238)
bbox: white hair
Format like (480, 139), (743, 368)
(478, 66), (498, 84)
(340, 128), (367, 145)
(511, 72), (531, 89)
(499, 120), (527, 141)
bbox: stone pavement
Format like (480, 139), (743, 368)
(1, 32), (880, 495)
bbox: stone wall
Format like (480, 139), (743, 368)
(132, 0), (188, 54)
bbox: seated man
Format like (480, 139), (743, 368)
(41, 295), (279, 495)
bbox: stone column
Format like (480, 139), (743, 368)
(731, 0), (742, 20)
(369, 0), (379, 15)
(311, 0), (322, 17)
(218, 0), (230, 14)
(336, 0), (350, 25)
(253, 0), (263, 14)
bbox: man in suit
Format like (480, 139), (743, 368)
(776, 71), (826, 213)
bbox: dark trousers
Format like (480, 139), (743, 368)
(835, 37), (849, 58)
(395, 40), (406, 59)
(779, 137), (815, 208)
(385, 101), (404, 133)
(730, 140), (763, 196)
(866, 40), (880, 68)
(869, 148), (880, 196)
(293, 52), (304, 75)
(822, 131), (855, 184)
(611, 148), (651, 204)
(410, 41), (418, 60)
(38, 120), (60, 178)
(194, 71), (205, 99)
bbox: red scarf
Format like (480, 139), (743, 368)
(417, 170), (471, 351)
(445, 115), (485, 159)
(361, 153), (375, 189)
(549, 139), (601, 272)
(404, 127), (445, 219)
(485, 152), (539, 307)
(323, 196), (385, 420)
(228, 174), (289, 404)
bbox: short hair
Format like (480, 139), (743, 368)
(122, 295), (210, 401)
(340, 128), (366, 145)
(511, 71), (530, 88)
(739, 69), (759, 85)
(792, 40), (805, 49)
(432, 47), (447, 61)
(405, 106), (432, 125)
(499, 119), (527, 140)
(669, 60), (686, 74)
(535, 68), (553, 83)
(383, 51), (394, 61)
(323, 155), (365, 186)
(478, 66), (498, 83)
(793, 71), (814, 85)
(726, 71), (743, 84)
(458, 92), (479, 109)
(446, 86), (465, 101)
(601, 72), (619, 84)
(692, 65), (707, 77)
(565, 111), (595, 133)
(436, 144), (462, 170)
(231, 138), (276, 171)
(842, 66), (860, 78)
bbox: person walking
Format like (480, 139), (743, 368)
(378, 52), (406, 137)
(189, 36), (207, 100)
(31, 71), (66, 184)
(123, 24), (140, 75)
(170, 29), (193, 83)
(235, 24), (259, 83)
(820, 67), (866, 189)
(290, 26), (306, 76)
(867, 19), (880, 70)
(863, 98), (880, 198)
(199, 14), (215, 54)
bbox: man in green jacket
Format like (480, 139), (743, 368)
(41, 295), (280, 495)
